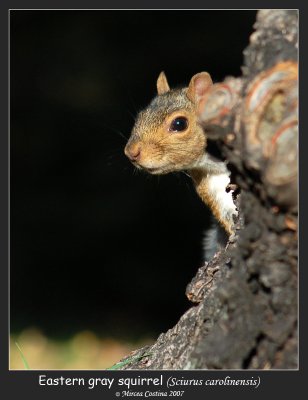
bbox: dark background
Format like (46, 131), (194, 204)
(10, 10), (257, 340)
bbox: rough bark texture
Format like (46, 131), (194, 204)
(120, 10), (298, 370)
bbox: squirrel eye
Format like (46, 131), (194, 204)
(169, 116), (188, 132)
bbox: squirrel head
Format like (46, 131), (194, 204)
(124, 71), (213, 174)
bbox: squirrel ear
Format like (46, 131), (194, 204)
(157, 71), (170, 95)
(186, 72), (213, 105)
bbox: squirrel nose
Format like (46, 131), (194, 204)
(125, 143), (142, 162)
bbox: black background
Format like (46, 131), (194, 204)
(10, 10), (257, 340)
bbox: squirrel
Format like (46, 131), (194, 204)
(124, 71), (237, 257)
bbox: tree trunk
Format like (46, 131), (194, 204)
(120, 9), (298, 370)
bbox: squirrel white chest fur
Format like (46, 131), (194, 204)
(203, 172), (236, 222)
(189, 153), (237, 234)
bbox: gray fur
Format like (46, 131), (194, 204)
(132, 88), (194, 138)
(203, 219), (228, 261)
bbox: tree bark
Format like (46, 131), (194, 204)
(120, 9), (298, 370)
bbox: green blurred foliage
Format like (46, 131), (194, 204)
(10, 328), (153, 370)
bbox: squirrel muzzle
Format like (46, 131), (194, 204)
(124, 141), (142, 163)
